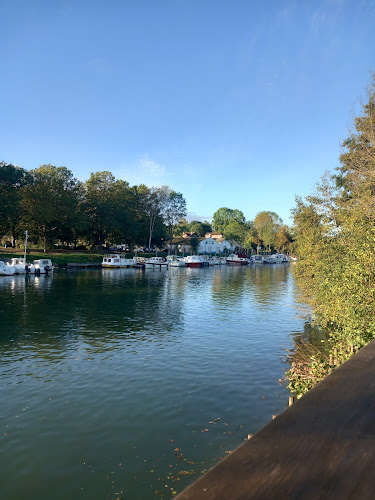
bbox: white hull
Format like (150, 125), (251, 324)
(144, 262), (168, 269)
(10, 258), (36, 273)
(0, 262), (16, 276)
(226, 254), (247, 265)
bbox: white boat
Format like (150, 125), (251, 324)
(264, 253), (289, 264)
(226, 254), (248, 265)
(144, 256), (168, 269)
(166, 255), (185, 267)
(0, 261), (16, 276)
(9, 231), (36, 273)
(218, 257), (227, 265)
(33, 259), (54, 274)
(10, 257), (36, 274)
(184, 255), (209, 267)
(102, 254), (137, 268)
(207, 257), (220, 265)
(251, 255), (264, 264)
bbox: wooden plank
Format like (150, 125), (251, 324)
(177, 339), (375, 499)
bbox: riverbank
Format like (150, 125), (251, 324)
(0, 247), (168, 267)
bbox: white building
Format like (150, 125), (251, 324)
(168, 232), (237, 254)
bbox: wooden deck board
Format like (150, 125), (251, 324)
(177, 339), (375, 499)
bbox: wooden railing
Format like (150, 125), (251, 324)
(177, 339), (375, 499)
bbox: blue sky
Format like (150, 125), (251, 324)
(1, 0), (374, 225)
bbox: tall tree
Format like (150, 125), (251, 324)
(253, 211), (283, 251)
(0, 162), (31, 244)
(212, 207), (246, 232)
(286, 74), (375, 397)
(22, 164), (82, 252)
(85, 171), (118, 250)
(162, 191), (187, 241)
(138, 185), (169, 249)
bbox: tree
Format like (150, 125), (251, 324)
(253, 211), (283, 251)
(85, 171), (118, 250)
(275, 225), (293, 252)
(162, 191), (187, 241)
(22, 165), (82, 252)
(223, 220), (247, 245)
(286, 74), (375, 398)
(0, 162), (31, 245)
(138, 185), (169, 249)
(212, 207), (246, 232)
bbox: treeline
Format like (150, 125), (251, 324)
(0, 162), (294, 254)
(286, 74), (375, 397)
(176, 208), (294, 254)
(0, 165), (187, 252)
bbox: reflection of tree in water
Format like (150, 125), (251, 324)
(248, 264), (291, 305)
(210, 266), (247, 308)
(0, 269), (187, 364)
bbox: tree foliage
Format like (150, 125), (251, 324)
(286, 74), (375, 397)
(22, 165), (83, 252)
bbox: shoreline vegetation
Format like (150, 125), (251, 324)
(285, 73), (375, 398)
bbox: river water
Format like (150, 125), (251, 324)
(0, 264), (303, 499)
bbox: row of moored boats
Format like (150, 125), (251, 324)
(0, 258), (54, 276)
(101, 253), (295, 269)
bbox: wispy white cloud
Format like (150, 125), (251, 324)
(186, 212), (212, 223)
(114, 155), (169, 187)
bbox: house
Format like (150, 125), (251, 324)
(167, 232), (237, 254)
(197, 235), (232, 254)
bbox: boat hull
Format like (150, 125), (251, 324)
(144, 263), (168, 269)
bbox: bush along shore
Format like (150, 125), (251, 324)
(285, 73), (375, 398)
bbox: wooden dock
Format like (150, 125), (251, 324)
(177, 339), (375, 499)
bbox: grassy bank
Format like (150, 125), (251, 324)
(0, 248), (168, 266)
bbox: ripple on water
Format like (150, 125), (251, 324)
(0, 265), (305, 499)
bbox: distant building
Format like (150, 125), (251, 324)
(167, 232), (238, 254)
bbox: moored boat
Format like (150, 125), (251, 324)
(226, 254), (248, 265)
(166, 255), (185, 267)
(10, 257), (36, 274)
(184, 255), (209, 267)
(0, 261), (16, 276)
(33, 259), (54, 274)
(251, 255), (264, 264)
(144, 256), (168, 269)
(102, 254), (137, 268)
(263, 253), (289, 264)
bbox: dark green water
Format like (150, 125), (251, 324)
(0, 264), (303, 499)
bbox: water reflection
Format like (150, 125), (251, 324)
(0, 264), (306, 500)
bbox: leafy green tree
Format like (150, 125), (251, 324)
(212, 207), (246, 232)
(85, 171), (118, 250)
(173, 217), (189, 237)
(286, 74), (375, 398)
(0, 162), (31, 245)
(138, 185), (169, 249)
(253, 211), (283, 251)
(223, 220), (247, 245)
(275, 225), (293, 252)
(187, 221), (206, 237)
(22, 164), (83, 252)
(162, 191), (187, 241)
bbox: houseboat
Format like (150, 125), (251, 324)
(33, 259), (54, 274)
(101, 254), (137, 268)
